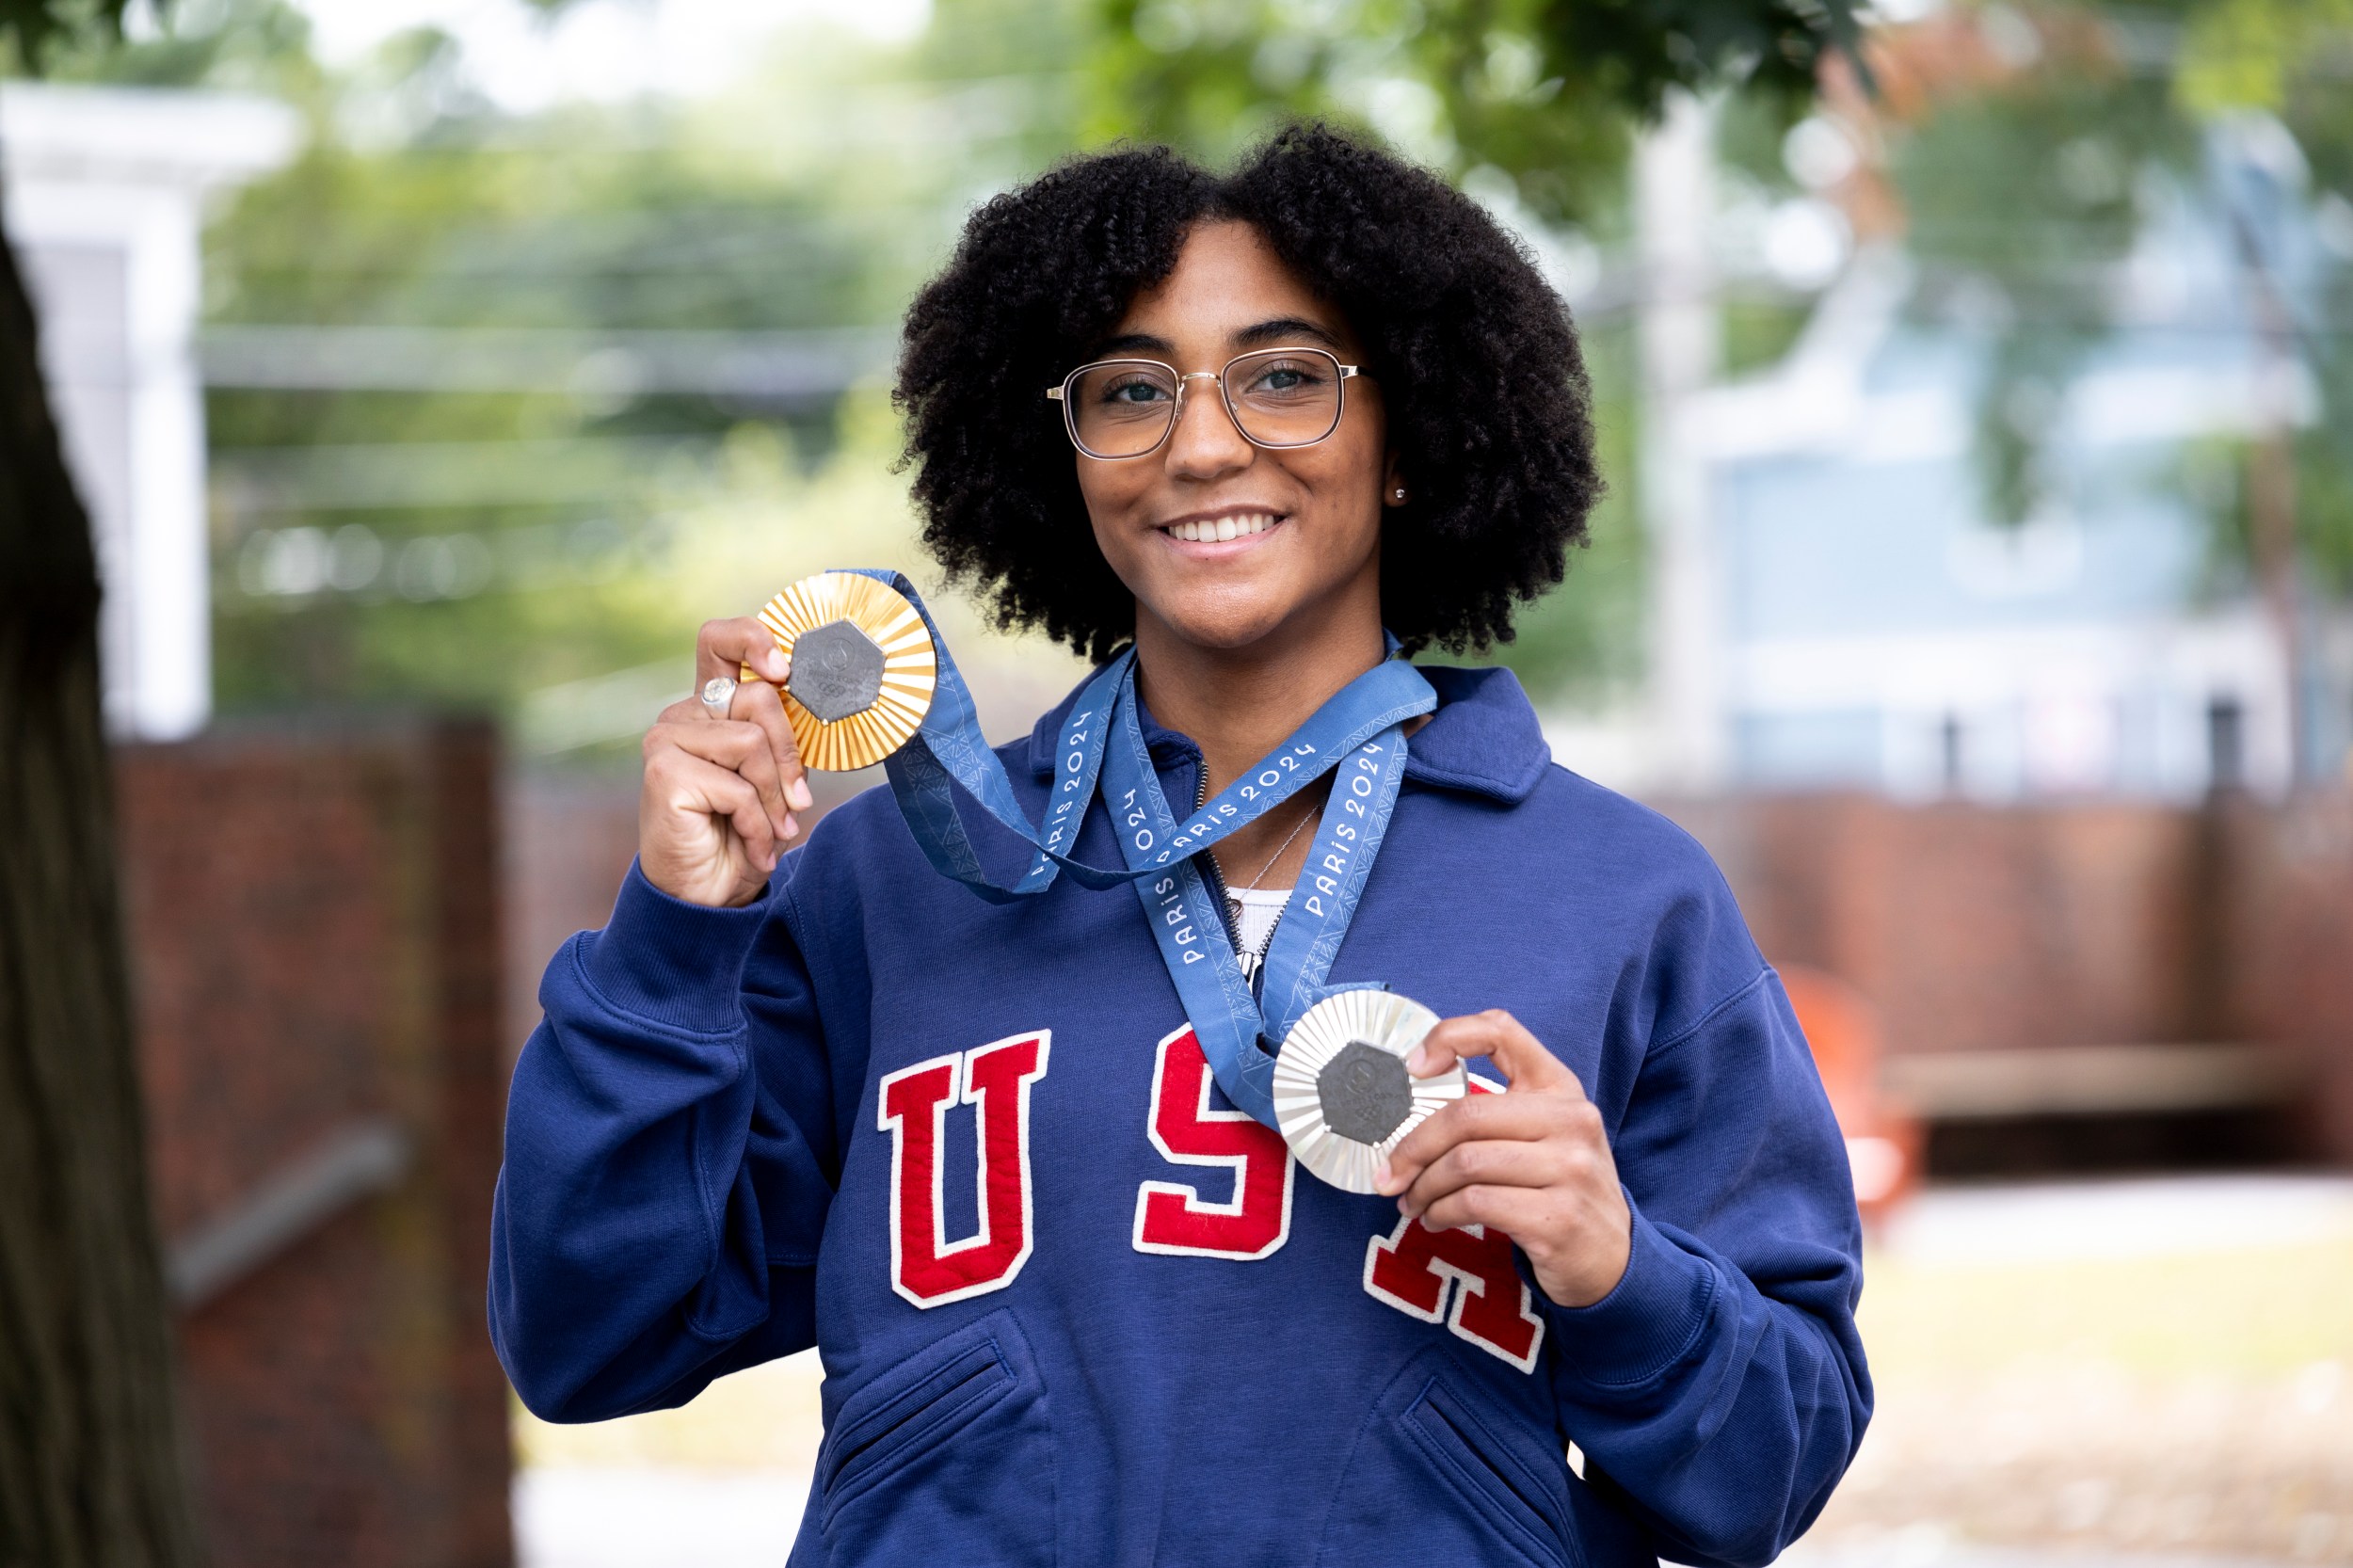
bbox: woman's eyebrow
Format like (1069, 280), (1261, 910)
(1085, 317), (1345, 360)
(1232, 316), (1344, 351)
(1089, 331), (1175, 359)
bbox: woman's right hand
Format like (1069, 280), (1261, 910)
(639, 618), (816, 908)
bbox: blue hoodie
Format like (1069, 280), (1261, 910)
(490, 664), (1870, 1568)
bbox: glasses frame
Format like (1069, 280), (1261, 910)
(1046, 346), (1366, 460)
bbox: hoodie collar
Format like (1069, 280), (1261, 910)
(1021, 662), (1551, 807)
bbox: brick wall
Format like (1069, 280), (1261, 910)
(117, 719), (513, 1568)
(1662, 791), (2353, 1162)
(501, 766), (872, 1065)
(2210, 792), (2353, 1162)
(1664, 794), (2215, 1056)
(501, 773), (641, 1065)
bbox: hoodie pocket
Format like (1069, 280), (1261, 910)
(817, 1310), (1057, 1566)
(1319, 1350), (1582, 1568)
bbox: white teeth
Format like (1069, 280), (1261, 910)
(1165, 513), (1279, 542)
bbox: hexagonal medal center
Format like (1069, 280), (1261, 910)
(1317, 1039), (1413, 1145)
(790, 618), (886, 723)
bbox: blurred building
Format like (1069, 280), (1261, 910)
(0, 81), (298, 739)
(1679, 128), (2349, 802)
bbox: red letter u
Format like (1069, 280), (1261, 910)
(878, 1031), (1050, 1308)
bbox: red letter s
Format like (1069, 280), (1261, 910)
(1132, 1026), (1293, 1260)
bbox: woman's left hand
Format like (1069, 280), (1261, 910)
(1373, 1010), (1631, 1309)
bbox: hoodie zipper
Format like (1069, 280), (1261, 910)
(1197, 761), (1288, 1003)
(1195, 762), (1242, 952)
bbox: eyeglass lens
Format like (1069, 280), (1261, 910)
(1065, 348), (1345, 458)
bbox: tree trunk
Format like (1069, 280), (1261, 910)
(0, 202), (204, 1568)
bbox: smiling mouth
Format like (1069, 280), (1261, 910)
(1159, 511), (1283, 543)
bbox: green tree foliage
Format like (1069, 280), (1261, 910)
(184, 0), (1129, 743)
(130, 7), (980, 724)
(1875, 0), (2353, 601)
(25, 0), (1869, 722)
(2172, 0), (2353, 599)
(10, 0), (311, 87)
(1889, 40), (2192, 526)
(0, 0), (128, 69)
(1086, 0), (1864, 222)
(161, 0), (1682, 718)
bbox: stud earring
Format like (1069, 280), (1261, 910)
(1393, 488), (1406, 500)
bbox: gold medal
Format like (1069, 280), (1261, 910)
(743, 571), (936, 772)
(1272, 989), (1465, 1192)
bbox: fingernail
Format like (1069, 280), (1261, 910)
(1405, 1046), (1430, 1075)
(1373, 1160), (1396, 1193)
(782, 813), (800, 840)
(788, 778), (814, 811)
(766, 649), (790, 680)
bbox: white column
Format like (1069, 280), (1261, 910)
(0, 84), (298, 741)
(1634, 91), (1727, 793)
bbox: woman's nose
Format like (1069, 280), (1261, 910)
(1163, 376), (1253, 479)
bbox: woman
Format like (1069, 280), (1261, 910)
(491, 126), (1869, 1568)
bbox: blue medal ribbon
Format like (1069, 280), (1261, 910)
(847, 569), (1434, 1128)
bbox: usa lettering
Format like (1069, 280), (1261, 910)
(875, 1030), (1545, 1372)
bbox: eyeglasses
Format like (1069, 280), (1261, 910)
(1047, 346), (1366, 460)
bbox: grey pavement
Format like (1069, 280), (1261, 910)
(1879, 1172), (2353, 1268)
(1787, 1535), (2301, 1568)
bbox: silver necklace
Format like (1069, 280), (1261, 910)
(1225, 799), (1317, 984)
(1235, 800), (1319, 894)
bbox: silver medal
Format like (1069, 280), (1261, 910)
(1272, 989), (1465, 1192)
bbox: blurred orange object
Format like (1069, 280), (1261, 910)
(1779, 965), (1922, 1226)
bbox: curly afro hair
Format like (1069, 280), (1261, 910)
(896, 124), (1601, 663)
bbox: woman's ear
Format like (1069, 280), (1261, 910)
(1383, 453), (1408, 508)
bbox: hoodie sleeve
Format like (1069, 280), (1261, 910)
(488, 858), (841, 1422)
(1541, 966), (1873, 1568)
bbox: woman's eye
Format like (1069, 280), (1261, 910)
(1102, 378), (1170, 405)
(1242, 361), (1323, 396)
